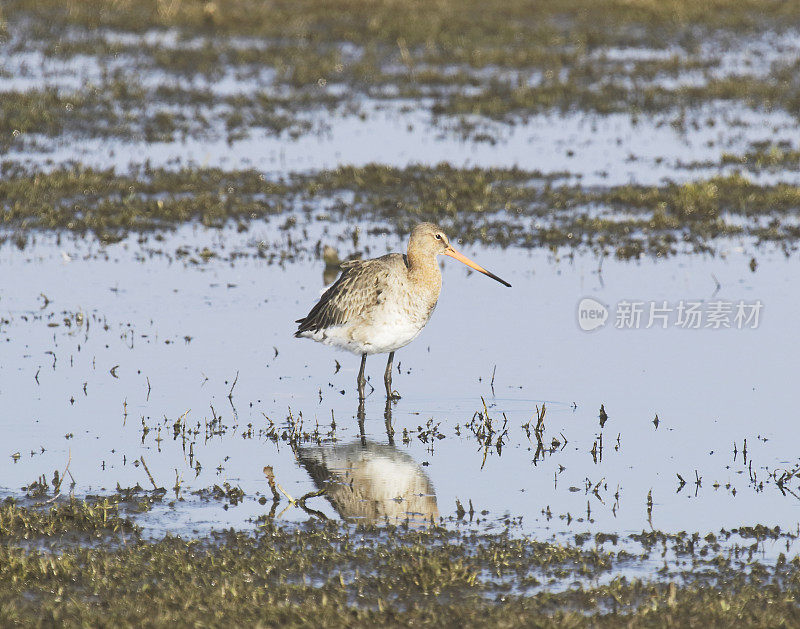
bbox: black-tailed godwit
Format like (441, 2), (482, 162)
(295, 223), (510, 399)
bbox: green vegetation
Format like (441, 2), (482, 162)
(2, 163), (799, 257)
(8, 0), (800, 46)
(1, 497), (799, 626)
(437, 68), (800, 120)
(0, 497), (137, 539)
(3, 0), (800, 144)
(0, 163), (285, 242)
(720, 141), (800, 172)
(4, 3), (800, 625)
(0, 85), (314, 143)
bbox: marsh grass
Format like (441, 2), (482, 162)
(2, 163), (800, 257)
(5, 0), (800, 145)
(1, 497), (800, 626)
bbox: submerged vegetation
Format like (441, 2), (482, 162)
(4, 1), (800, 625)
(3, 0), (800, 144)
(1, 497), (800, 626)
(2, 0), (799, 259)
(10, 0), (800, 39)
(0, 85), (314, 143)
(2, 162), (800, 258)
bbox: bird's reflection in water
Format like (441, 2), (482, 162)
(296, 402), (438, 525)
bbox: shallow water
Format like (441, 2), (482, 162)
(4, 12), (800, 576)
(5, 22), (800, 187)
(2, 222), (799, 552)
(8, 100), (800, 188)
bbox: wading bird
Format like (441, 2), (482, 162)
(297, 441), (439, 525)
(295, 223), (511, 399)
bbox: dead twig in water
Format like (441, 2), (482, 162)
(228, 370), (239, 400)
(265, 466), (295, 503)
(140, 456), (161, 490)
(38, 450), (73, 505)
(263, 466), (325, 518)
(53, 449), (71, 494)
(297, 489), (326, 507)
(263, 466), (282, 502)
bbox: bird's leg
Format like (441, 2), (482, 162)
(357, 354), (367, 400)
(357, 398), (366, 445)
(384, 397), (395, 445)
(384, 351), (401, 400)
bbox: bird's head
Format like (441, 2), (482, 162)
(409, 223), (511, 287)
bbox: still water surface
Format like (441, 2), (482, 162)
(2, 224), (798, 545)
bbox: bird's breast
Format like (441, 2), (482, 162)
(349, 283), (438, 354)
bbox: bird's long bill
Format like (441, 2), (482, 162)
(445, 246), (511, 287)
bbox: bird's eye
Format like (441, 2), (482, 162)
(435, 234), (442, 240)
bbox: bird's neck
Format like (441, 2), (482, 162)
(407, 249), (442, 294)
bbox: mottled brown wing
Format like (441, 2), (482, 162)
(295, 256), (399, 335)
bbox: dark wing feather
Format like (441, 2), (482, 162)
(295, 258), (395, 336)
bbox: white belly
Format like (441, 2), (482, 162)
(300, 300), (434, 355)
